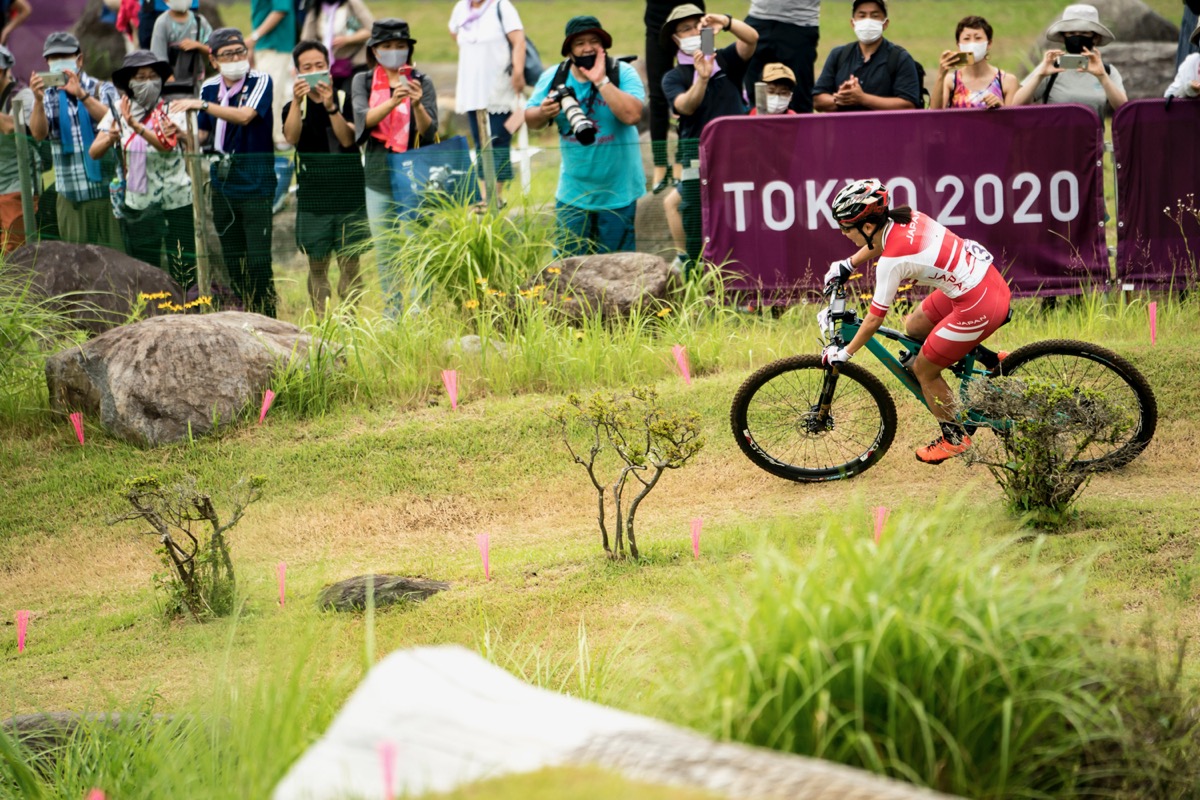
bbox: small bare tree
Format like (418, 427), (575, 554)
(112, 475), (265, 619)
(550, 387), (704, 560)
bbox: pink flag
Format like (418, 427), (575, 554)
(672, 345), (692, 386)
(476, 533), (490, 580)
(874, 506), (890, 544)
(259, 389), (276, 424)
(277, 562), (287, 606)
(87, 790), (106, 800)
(379, 740), (397, 800)
(69, 411), (84, 444)
(690, 517), (702, 559)
(441, 369), (459, 410)
(15, 610), (29, 653)
(1149, 301), (1157, 346)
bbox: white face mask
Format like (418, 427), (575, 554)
(167, 0), (190, 11)
(48, 57), (76, 74)
(375, 48), (409, 70)
(766, 94), (792, 114)
(219, 59), (250, 80)
(678, 35), (702, 54)
(853, 18), (884, 44)
(958, 41), (988, 62)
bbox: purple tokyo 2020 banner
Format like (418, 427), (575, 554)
(699, 105), (1108, 299)
(1113, 99), (1200, 290)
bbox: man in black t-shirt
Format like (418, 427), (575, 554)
(660, 3), (756, 268)
(282, 40), (368, 314)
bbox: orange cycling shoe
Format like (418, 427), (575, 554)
(915, 435), (972, 464)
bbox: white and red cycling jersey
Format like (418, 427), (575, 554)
(868, 210), (993, 318)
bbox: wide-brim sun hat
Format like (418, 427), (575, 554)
(560, 15), (613, 56)
(658, 3), (709, 51)
(112, 50), (171, 94)
(1046, 4), (1115, 47)
(368, 18), (417, 48)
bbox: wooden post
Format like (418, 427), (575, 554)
(185, 110), (211, 295)
(474, 108), (498, 210)
(11, 99), (37, 243)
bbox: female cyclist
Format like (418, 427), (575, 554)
(820, 178), (1012, 464)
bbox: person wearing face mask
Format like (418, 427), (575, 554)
(350, 19), (438, 313)
(150, 0), (213, 90)
(0, 45), (38, 252)
(742, 0), (820, 114)
(932, 16), (1017, 110)
(660, 4), (756, 271)
(812, 0), (920, 113)
(174, 28), (278, 316)
(748, 63), (797, 115)
(525, 16), (645, 257)
(89, 51), (195, 288)
(28, 32), (125, 251)
(1012, 4), (1126, 118)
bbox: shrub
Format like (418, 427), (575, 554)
(668, 503), (1200, 798)
(964, 376), (1132, 527)
(111, 475), (265, 620)
(550, 387), (704, 560)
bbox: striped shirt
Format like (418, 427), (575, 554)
(197, 71), (275, 198)
(44, 74), (120, 203)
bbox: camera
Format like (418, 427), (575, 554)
(547, 85), (598, 146)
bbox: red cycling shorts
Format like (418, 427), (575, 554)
(918, 266), (1012, 367)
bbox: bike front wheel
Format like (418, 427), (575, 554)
(994, 339), (1157, 471)
(730, 355), (898, 482)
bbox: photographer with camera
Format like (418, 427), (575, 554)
(525, 15), (645, 256)
(661, 4), (756, 272)
(1011, 4), (1126, 118)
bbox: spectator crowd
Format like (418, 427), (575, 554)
(0, 0), (1196, 314)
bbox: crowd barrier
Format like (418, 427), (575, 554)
(1113, 98), (1200, 291)
(699, 105), (1114, 299)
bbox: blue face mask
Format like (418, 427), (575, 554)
(48, 57), (76, 74)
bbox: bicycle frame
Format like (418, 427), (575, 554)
(828, 291), (1007, 432)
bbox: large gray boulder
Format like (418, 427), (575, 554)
(8, 240), (183, 335)
(531, 253), (672, 320)
(45, 311), (311, 447)
(1102, 42), (1179, 100)
(319, 575), (450, 612)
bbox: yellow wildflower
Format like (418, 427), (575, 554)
(475, 277), (488, 285)
(463, 299), (479, 309)
(486, 288), (499, 295)
(546, 266), (561, 275)
(573, 329), (585, 339)
(496, 291), (507, 298)
(563, 296), (576, 303)
(847, 274), (863, 281)
(539, 300), (547, 306)
(530, 284), (546, 293)
(859, 293), (872, 301)
(157, 301), (173, 310)
(195, 296), (212, 306)
(656, 307), (672, 318)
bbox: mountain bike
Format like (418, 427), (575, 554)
(730, 281), (1157, 483)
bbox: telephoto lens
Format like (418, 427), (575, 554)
(553, 85), (599, 145)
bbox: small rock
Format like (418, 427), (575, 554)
(318, 575), (450, 612)
(532, 253), (672, 321)
(443, 335), (508, 357)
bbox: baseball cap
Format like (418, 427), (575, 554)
(851, 0), (888, 15)
(43, 32), (81, 58)
(762, 63), (796, 86)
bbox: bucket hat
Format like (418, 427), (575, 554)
(367, 18), (417, 48)
(659, 4), (706, 50)
(1046, 4), (1115, 47)
(112, 50), (171, 94)
(561, 15), (613, 56)
(43, 32), (81, 58)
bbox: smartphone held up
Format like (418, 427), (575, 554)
(700, 26), (715, 57)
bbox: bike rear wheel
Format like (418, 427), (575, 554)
(994, 339), (1157, 471)
(730, 355), (897, 482)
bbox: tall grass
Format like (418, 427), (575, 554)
(666, 500), (1200, 798)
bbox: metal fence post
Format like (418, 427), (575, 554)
(475, 108), (498, 209)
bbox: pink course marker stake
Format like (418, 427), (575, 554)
(277, 562), (287, 606)
(379, 740), (397, 800)
(69, 411), (84, 444)
(874, 507), (890, 544)
(690, 517), (702, 559)
(15, 610), (29, 653)
(259, 389), (276, 424)
(672, 345), (692, 386)
(87, 790), (106, 800)
(441, 369), (459, 410)
(1149, 301), (1158, 346)
(476, 533), (490, 581)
